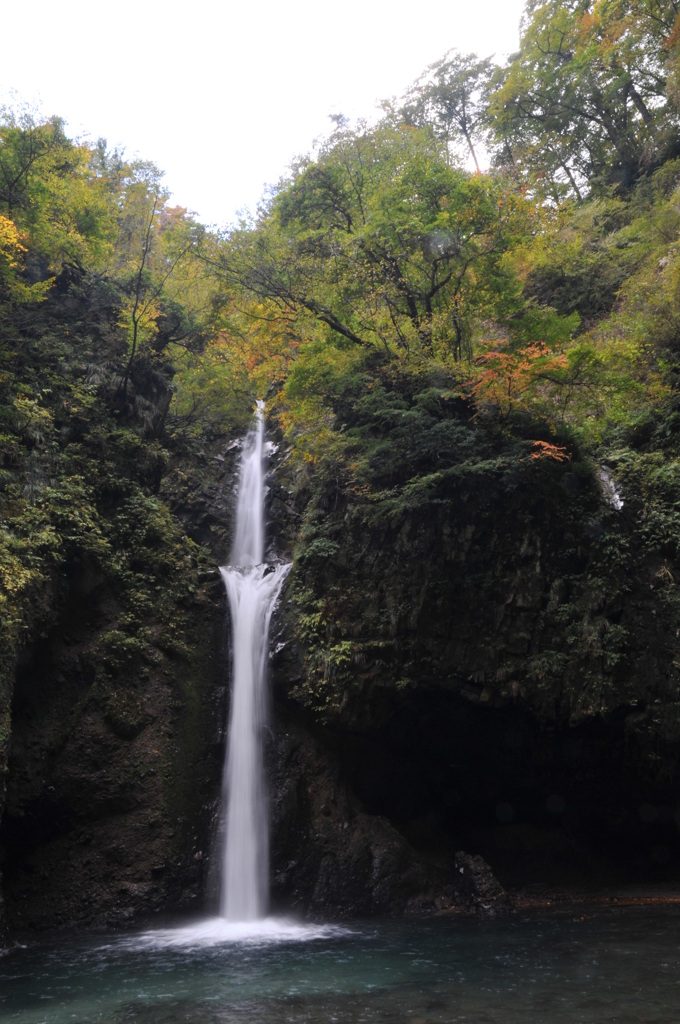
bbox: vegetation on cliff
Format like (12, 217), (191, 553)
(237, 0), (680, 736)
(2, 0), (680, 925)
(0, 110), (253, 933)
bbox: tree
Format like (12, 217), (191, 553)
(112, 164), (206, 395)
(0, 106), (119, 275)
(0, 110), (221, 429)
(0, 106), (70, 218)
(0, 214), (51, 305)
(217, 119), (529, 361)
(488, 0), (680, 198)
(400, 50), (495, 172)
(472, 338), (568, 419)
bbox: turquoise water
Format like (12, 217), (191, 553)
(1, 905), (679, 1023)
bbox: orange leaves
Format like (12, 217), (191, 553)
(472, 339), (568, 418)
(530, 440), (570, 462)
(665, 11), (680, 49)
(473, 339), (571, 462)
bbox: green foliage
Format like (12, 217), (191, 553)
(3, 38), (680, 785)
(0, 108), (255, 806)
(400, 50), (495, 171)
(487, 0), (679, 198)
(220, 118), (531, 361)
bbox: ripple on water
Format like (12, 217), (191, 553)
(3, 907), (680, 1024)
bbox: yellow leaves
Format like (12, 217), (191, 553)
(0, 545), (36, 596)
(237, 301), (302, 394)
(173, 296), (305, 428)
(278, 395), (336, 467)
(170, 334), (252, 436)
(579, 9), (597, 36)
(0, 214), (52, 304)
(13, 395), (53, 445)
(0, 214), (26, 266)
(117, 294), (161, 351)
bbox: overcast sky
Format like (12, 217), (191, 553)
(1, 0), (526, 227)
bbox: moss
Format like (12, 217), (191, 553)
(279, 361), (679, 736)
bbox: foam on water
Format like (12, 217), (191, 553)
(120, 916), (352, 950)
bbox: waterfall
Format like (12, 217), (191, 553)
(218, 403), (289, 922)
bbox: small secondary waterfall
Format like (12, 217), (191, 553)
(218, 403), (289, 922)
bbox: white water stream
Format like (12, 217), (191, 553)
(218, 403), (289, 922)
(114, 404), (324, 946)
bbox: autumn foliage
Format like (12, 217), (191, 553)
(472, 340), (568, 418)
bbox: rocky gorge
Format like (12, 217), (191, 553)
(2, 384), (679, 944)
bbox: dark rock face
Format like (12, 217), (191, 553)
(268, 718), (504, 918)
(0, 434), (241, 940)
(0, 602), (224, 934)
(269, 394), (680, 900)
(454, 852), (509, 913)
(3, 403), (680, 940)
(269, 681), (680, 902)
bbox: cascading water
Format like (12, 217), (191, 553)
(217, 402), (289, 922)
(125, 403), (341, 945)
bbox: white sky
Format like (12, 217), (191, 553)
(1, 0), (526, 228)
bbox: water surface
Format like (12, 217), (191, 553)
(2, 905), (679, 1023)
